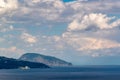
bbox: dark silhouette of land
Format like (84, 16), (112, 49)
(0, 56), (49, 69)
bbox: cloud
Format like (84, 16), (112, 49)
(68, 13), (120, 31)
(0, 0), (120, 26)
(77, 37), (120, 51)
(0, 38), (4, 42)
(0, 46), (24, 58)
(21, 33), (37, 43)
(0, 0), (18, 15)
(61, 31), (120, 50)
(0, 0), (120, 60)
(0, 24), (14, 32)
(14, 0), (65, 23)
(49, 34), (120, 58)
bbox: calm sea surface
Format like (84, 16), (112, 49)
(0, 66), (120, 80)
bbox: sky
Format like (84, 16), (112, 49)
(0, 0), (120, 65)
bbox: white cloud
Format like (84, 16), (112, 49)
(68, 13), (120, 31)
(0, 0), (18, 15)
(19, 0), (65, 21)
(61, 31), (120, 51)
(0, 0), (120, 59)
(0, 0), (120, 25)
(0, 24), (14, 32)
(77, 37), (120, 51)
(21, 33), (37, 43)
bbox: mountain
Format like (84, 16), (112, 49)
(0, 56), (49, 69)
(19, 53), (72, 66)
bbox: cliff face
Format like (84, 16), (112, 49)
(19, 53), (72, 66)
(0, 56), (49, 69)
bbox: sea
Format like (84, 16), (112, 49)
(0, 65), (120, 80)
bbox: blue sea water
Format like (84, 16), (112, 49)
(0, 65), (120, 80)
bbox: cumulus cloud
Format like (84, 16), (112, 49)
(61, 31), (120, 50)
(77, 37), (120, 50)
(49, 34), (120, 57)
(68, 13), (120, 31)
(0, 0), (120, 25)
(14, 0), (66, 23)
(0, 0), (18, 15)
(21, 33), (37, 43)
(0, 0), (120, 59)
